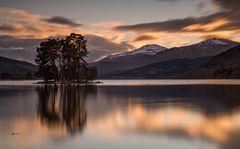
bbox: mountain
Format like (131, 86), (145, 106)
(153, 38), (238, 60)
(0, 56), (38, 79)
(187, 45), (240, 79)
(106, 44), (166, 59)
(92, 44), (167, 75)
(93, 38), (239, 77)
(99, 57), (213, 79)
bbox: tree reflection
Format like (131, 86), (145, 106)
(37, 85), (96, 135)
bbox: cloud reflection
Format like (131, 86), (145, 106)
(1, 85), (240, 149)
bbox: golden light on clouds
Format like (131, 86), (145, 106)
(0, 2), (240, 62)
(184, 18), (230, 32)
(233, 38), (240, 42)
(0, 7), (86, 38)
(0, 7), (41, 21)
(0, 7), (235, 48)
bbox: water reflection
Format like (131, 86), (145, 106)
(36, 85), (240, 148)
(93, 85), (240, 149)
(96, 85), (240, 114)
(1, 84), (240, 149)
(37, 85), (97, 135)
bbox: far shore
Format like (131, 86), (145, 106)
(0, 79), (240, 86)
(34, 80), (103, 85)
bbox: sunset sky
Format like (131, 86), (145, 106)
(0, 0), (240, 63)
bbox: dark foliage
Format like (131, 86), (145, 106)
(35, 33), (97, 82)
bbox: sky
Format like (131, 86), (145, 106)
(0, 0), (240, 63)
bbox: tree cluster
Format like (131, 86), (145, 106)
(35, 33), (97, 83)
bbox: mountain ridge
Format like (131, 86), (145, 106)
(187, 45), (240, 79)
(0, 56), (38, 79)
(103, 44), (167, 61)
(99, 56), (213, 79)
(93, 38), (239, 76)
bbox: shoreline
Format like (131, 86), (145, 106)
(34, 81), (103, 85)
(0, 79), (240, 86)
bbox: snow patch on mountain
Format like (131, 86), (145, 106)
(194, 38), (229, 48)
(106, 44), (167, 60)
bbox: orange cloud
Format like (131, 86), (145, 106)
(233, 37), (240, 42)
(184, 18), (230, 32)
(0, 7), (41, 21)
(0, 6), (239, 62)
(0, 7), (85, 38)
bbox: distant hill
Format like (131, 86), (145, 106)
(187, 45), (240, 79)
(0, 56), (38, 79)
(99, 57), (213, 79)
(92, 44), (167, 75)
(93, 38), (239, 76)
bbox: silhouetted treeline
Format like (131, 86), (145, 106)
(0, 72), (36, 80)
(35, 33), (97, 83)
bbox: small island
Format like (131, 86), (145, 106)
(35, 33), (98, 84)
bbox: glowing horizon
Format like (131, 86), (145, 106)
(0, 0), (240, 62)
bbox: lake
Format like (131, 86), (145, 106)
(1, 80), (240, 149)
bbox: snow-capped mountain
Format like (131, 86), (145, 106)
(170, 38), (239, 58)
(106, 44), (167, 60)
(92, 38), (239, 76)
(192, 38), (230, 48)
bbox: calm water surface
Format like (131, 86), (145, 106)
(0, 80), (240, 149)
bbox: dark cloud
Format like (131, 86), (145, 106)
(0, 24), (18, 32)
(156, 0), (178, 2)
(0, 34), (133, 63)
(0, 35), (42, 48)
(156, 0), (240, 11)
(0, 23), (42, 35)
(197, 1), (206, 11)
(210, 0), (240, 32)
(0, 35), (43, 63)
(115, 0), (240, 33)
(115, 13), (224, 33)
(0, 49), (36, 63)
(115, 18), (192, 32)
(213, 0), (240, 11)
(133, 35), (157, 42)
(156, 0), (194, 2)
(85, 34), (134, 62)
(41, 16), (82, 27)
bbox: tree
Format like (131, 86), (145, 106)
(35, 39), (61, 82)
(61, 33), (88, 82)
(25, 72), (33, 79)
(35, 33), (97, 83)
(86, 67), (97, 81)
(1, 72), (12, 79)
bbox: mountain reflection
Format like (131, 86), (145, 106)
(96, 85), (240, 115)
(37, 85), (97, 135)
